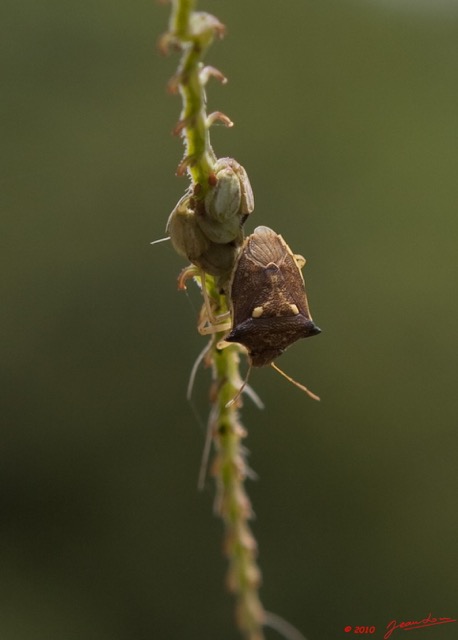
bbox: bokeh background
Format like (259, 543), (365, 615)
(2, 1), (457, 639)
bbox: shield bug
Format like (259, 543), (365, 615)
(166, 191), (239, 279)
(166, 158), (254, 281)
(225, 225), (321, 367)
(199, 157), (254, 244)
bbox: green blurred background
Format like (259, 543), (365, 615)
(2, 1), (457, 639)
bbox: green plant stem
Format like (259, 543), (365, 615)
(211, 345), (265, 640)
(165, 2), (266, 638)
(170, 0), (195, 39)
(169, 0), (217, 190)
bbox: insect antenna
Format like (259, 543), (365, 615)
(150, 236), (171, 245)
(270, 362), (320, 402)
(187, 341), (212, 401)
(225, 364), (253, 409)
(242, 383), (265, 410)
(197, 405), (216, 491)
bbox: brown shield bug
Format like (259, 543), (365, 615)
(223, 225), (321, 401)
(225, 225), (321, 366)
